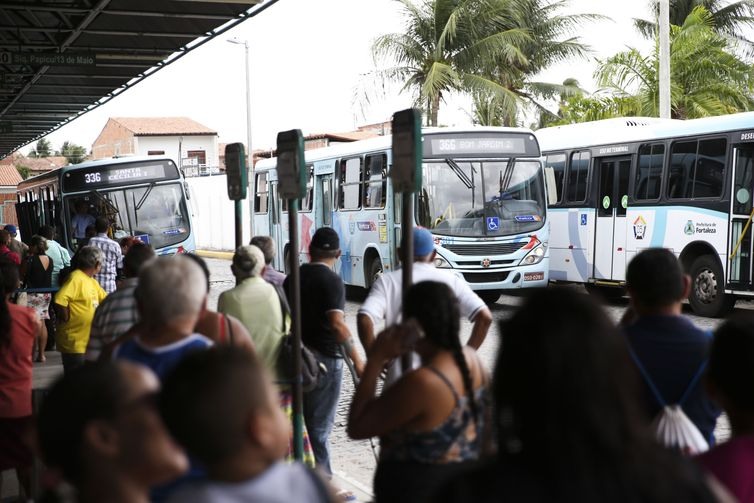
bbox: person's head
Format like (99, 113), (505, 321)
(231, 245), (265, 280)
(75, 200), (89, 214)
(0, 229), (10, 247)
(626, 248), (690, 314)
(495, 288), (647, 469)
(160, 347), (288, 472)
(119, 236), (139, 255)
(250, 236), (276, 265)
(37, 361), (188, 492)
(76, 246), (103, 276)
(136, 256), (206, 331)
(94, 217), (109, 234)
(3, 224), (18, 238)
(0, 258), (19, 347)
(309, 227), (340, 261)
(29, 235), (48, 255)
(411, 227), (437, 263)
(39, 225), (55, 240)
(85, 225), (96, 238)
(707, 315), (754, 433)
(184, 253), (211, 293)
(123, 243), (155, 279)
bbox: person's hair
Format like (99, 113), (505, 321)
(37, 362), (130, 486)
(136, 256), (206, 325)
(76, 246), (103, 270)
(0, 229), (10, 246)
(404, 281), (478, 421)
(184, 253), (211, 293)
(495, 288), (713, 500)
(626, 248), (685, 308)
(232, 245), (264, 278)
(250, 236), (275, 265)
(39, 225), (55, 240)
(29, 235), (48, 254)
(123, 243), (155, 278)
(160, 347), (269, 466)
(94, 217), (109, 234)
(708, 314), (754, 415)
(0, 258), (18, 348)
(309, 247), (339, 260)
(85, 225), (96, 238)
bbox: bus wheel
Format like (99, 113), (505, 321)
(366, 257), (383, 289)
(478, 290), (500, 305)
(688, 255), (734, 317)
(585, 284), (625, 302)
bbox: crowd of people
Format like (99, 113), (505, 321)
(0, 222), (753, 502)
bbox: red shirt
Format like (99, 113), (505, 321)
(0, 303), (38, 417)
(0, 245), (20, 265)
(697, 435), (754, 502)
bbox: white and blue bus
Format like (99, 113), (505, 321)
(253, 127), (549, 303)
(537, 112), (754, 317)
(16, 156), (195, 255)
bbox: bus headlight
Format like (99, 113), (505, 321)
(520, 244), (546, 266)
(434, 254), (451, 268)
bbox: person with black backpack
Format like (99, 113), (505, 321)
(622, 248), (721, 450)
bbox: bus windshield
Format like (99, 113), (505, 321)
(67, 182), (190, 249)
(418, 159), (545, 237)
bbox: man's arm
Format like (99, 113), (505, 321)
(357, 312), (376, 354)
(467, 307), (492, 349)
(328, 310), (364, 377)
(54, 303), (70, 322)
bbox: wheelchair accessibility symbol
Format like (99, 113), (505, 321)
(486, 216), (500, 231)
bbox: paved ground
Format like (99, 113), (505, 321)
(1, 258), (741, 501)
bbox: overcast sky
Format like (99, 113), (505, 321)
(33, 0), (655, 156)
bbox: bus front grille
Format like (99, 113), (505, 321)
(444, 243), (523, 256)
(463, 271), (510, 283)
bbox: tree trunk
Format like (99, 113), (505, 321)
(430, 93), (441, 127)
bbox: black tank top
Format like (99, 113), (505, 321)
(26, 255), (52, 288)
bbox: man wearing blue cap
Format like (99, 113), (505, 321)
(4, 224), (28, 259)
(358, 227), (492, 386)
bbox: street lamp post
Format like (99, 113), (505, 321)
(227, 37), (255, 237)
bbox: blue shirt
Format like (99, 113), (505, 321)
(112, 333), (212, 380)
(624, 315), (721, 443)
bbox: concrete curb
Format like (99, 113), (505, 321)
(332, 470), (374, 502)
(195, 249), (233, 260)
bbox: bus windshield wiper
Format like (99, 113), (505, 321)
(136, 182), (156, 211)
(90, 189), (119, 214)
(445, 158), (473, 189)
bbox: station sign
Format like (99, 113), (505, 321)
(0, 51), (98, 67)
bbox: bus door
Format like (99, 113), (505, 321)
(594, 157), (631, 281)
(315, 173), (333, 229)
(729, 144), (754, 289)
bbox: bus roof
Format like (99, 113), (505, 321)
(17, 156), (176, 192)
(536, 111), (754, 152)
(255, 126), (538, 170)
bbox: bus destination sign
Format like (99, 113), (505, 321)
(424, 133), (539, 158)
(63, 162), (177, 192)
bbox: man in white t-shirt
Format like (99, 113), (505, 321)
(357, 227), (492, 385)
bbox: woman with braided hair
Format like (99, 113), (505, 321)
(348, 281), (489, 503)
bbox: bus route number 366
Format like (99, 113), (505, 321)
(84, 172), (102, 184)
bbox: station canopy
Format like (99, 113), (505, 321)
(0, 0), (269, 158)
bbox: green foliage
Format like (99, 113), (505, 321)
(596, 6), (754, 119)
(61, 141), (87, 164)
(16, 165), (30, 180)
(35, 138), (52, 158)
(539, 95), (641, 127)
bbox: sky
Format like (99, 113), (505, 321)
(31, 0), (656, 157)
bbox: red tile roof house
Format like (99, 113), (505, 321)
(0, 164), (22, 225)
(91, 117), (220, 175)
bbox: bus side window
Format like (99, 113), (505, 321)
(544, 153), (566, 204)
(302, 166), (314, 211)
(339, 157), (362, 210)
(566, 151), (589, 203)
(635, 143), (664, 201)
(667, 138), (725, 199)
(255, 173), (268, 213)
(322, 177), (332, 226)
(363, 153), (387, 209)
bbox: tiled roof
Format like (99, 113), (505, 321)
(111, 117), (217, 136)
(0, 165), (22, 186)
(16, 156), (68, 172)
(305, 131), (378, 142)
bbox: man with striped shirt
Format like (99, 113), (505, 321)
(86, 243), (154, 361)
(88, 217), (123, 294)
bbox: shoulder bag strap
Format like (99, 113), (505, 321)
(679, 359), (708, 406)
(628, 347), (667, 407)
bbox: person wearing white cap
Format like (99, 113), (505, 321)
(357, 227), (492, 386)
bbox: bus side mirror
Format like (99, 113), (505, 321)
(544, 167), (558, 206)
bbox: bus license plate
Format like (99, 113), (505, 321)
(523, 272), (544, 281)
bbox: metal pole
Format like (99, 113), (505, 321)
(400, 192), (414, 372)
(234, 200), (243, 249)
(244, 40), (255, 237)
(288, 199), (304, 460)
(659, 0), (671, 119)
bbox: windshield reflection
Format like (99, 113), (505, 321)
(418, 159), (545, 237)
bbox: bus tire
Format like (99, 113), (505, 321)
(478, 290), (500, 305)
(366, 257), (383, 289)
(585, 284), (625, 301)
(688, 255), (734, 318)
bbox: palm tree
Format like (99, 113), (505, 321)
(634, 0), (754, 52)
(597, 6), (754, 119)
(371, 0), (530, 126)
